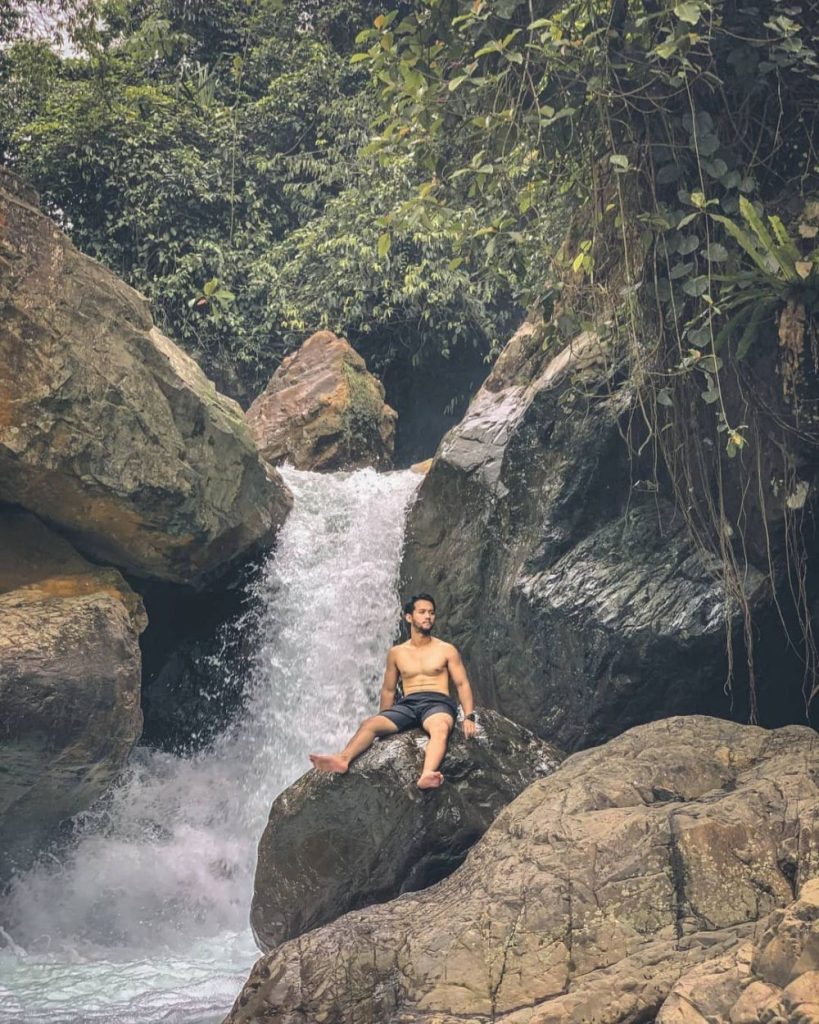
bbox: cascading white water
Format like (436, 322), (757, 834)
(0, 467), (420, 1024)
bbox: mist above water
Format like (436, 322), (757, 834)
(0, 467), (420, 1023)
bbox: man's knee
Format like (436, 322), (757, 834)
(424, 717), (453, 736)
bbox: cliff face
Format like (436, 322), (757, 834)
(401, 313), (818, 750)
(402, 325), (735, 749)
(0, 168), (291, 587)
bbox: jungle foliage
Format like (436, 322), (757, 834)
(0, 0), (518, 397)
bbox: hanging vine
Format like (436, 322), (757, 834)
(357, 0), (819, 713)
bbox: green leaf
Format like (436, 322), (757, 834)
(670, 260), (695, 279)
(657, 163), (681, 184)
(609, 154), (630, 170)
(203, 277), (218, 296)
(706, 242), (729, 261)
(677, 234), (700, 255)
(703, 158), (728, 178)
(377, 232), (391, 258)
(736, 300), (773, 359)
(738, 197), (796, 277)
(688, 325), (711, 346)
(683, 275), (709, 296)
(695, 133), (720, 156)
(448, 75), (469, 91)
(657, 388), (674, 406)
(710, 213), (774, 275)
(674, 1), (702, 24)
(768, 215), (801, 264)
(654, 36), (682, 59)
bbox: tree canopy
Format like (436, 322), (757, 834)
(0, 0), (519, 398)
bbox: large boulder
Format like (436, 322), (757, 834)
(251, 709), (563, 951)
(401, 324), (758, 750)
(657, 877), (819, 1024)
(0, 169), (291, 586)
(0, 507), (147, 873)
(224, 716), (819, 1024)
(246, 330), (397, 471)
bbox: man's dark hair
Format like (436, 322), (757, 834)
(404, 593), (436, 615)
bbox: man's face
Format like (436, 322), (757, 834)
(407, 600), (436, 636)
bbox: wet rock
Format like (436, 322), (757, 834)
(135, 571), (256, 753)
(251, 708), (562, 950)
(0, 507), (147, 874)
(401, 324), (766, 750)
(0, 168), (291, 586)
(246, 330), (397, 471)
(225, 716), (819, 1024)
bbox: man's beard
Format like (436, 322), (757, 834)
(417, 624), (433, 636)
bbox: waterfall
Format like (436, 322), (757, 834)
(0, 467), (420, 1024)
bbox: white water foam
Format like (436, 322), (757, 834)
(0, 467), (420, 1023)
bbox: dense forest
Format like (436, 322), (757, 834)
(0, 0), (525, 400)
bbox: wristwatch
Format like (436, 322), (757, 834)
(464, 712), (476, 722)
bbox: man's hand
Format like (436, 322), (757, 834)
(462, 718), (477, 739)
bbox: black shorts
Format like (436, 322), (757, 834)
(380, 691), (458, 732)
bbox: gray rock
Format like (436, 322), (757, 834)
(0, 168), (291, 586)
(402, 324), (763, 750)
(225, 716), (819, 1024)
(251, 709), (562, 950)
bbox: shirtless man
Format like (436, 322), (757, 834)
(309, 593), (476, 789)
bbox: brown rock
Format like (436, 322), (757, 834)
(224, 716), (819, 1024)
(0, 507), (147, 872)
(658, 879), (819, 1024)
(246, 330), (397, 471)
(0, 168), (291, 585)
(728, 980), (780, 1023)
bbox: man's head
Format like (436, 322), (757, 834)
(404, 593), (436, 636)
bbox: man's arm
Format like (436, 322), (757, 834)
(379, 647), (400, 711)
(446, 644), (477, 738)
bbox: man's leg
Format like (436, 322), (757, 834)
(417, 713), (454, 790)
(309, 715), (399, 774)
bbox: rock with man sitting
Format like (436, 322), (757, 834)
(309, 593), (476, 789)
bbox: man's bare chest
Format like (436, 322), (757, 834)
(395, 646), (448, 679)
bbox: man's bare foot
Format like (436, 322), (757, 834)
(309, 753), (349, 773)
(416, 770), (444, 790)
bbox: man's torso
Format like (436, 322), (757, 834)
(393, 638), (452, 696)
